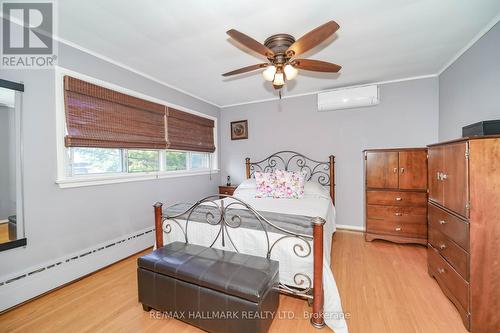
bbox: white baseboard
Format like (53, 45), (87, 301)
(0, 227), (154, 312)
(336, 224), (365, 232)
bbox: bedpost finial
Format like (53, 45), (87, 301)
(311, 217), (326, 226)
(153, 202), (163, 208)
(245, 158), (251, 179)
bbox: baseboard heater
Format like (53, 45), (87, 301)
(0, 229), (153, 286)
(0, 228), (154, 312)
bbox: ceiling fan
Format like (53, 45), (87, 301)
(222, 21), (342, 92)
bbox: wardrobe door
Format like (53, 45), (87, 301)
(399, 150), (427, 190)
(366, 151), (399, 189)
(428, 146), (444, 205)
(443, 142), (469, 218)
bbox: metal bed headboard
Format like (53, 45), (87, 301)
(245, 151), (335, 204)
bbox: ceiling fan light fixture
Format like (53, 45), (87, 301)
(284, 64), (298, 80)
(223, 21), (341, 96)
(262, 65), (277, 81)
(273, 72), (285, 86)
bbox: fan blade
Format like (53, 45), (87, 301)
(222, 63), (268, 77)
(286, 21), (340, 57)
(292, 59), (341, 72)
(227, 29), (275, 58)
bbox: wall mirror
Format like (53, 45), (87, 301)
(0, 78), (25, 252)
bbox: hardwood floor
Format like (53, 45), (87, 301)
(332, 231), (467, 333)
(0, 231), (468, 333)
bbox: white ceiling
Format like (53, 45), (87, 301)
(58, 0), (500, 107)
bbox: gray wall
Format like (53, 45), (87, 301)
(220, 78), (439, 229)
(0, 42), (220, 275)
(439, 21), (500, 140)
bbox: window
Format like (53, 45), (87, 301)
(56, 70), (217, 187)
(190, 152), (210, 170)
(164, 151), (210, 171)
(128, 150), (159, 173)
(165, 151), (187, 171)
(69, 148), (123, 176)
(66, 148), (212, 177)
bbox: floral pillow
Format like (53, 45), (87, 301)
(273, 169), (306, 199)
(254, 171), (276, 198)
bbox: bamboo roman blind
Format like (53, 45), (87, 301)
(64, 76), (215, 153)
(166, 107), (216, 153)
(63, 76), (167, 149)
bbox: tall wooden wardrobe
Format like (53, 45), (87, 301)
(427, 136), (500, 332)
(364, 148), (428, 245)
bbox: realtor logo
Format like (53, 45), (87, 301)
(1, 1), (57, 68)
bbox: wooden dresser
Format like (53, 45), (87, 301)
(427, 137), (500, 332)
(364, 148), (428, 245)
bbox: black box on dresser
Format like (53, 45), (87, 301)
(462, 119), (500, 137)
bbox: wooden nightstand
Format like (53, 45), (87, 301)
(219, 185), (237, 197)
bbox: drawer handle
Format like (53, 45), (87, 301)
(400, 167), (405, 174)
(395, 226), (402, 231)
(439, 244), (447, 250)
(439, 220), (447, 225)
(393, 167), (398, 173)
(395, 212), (403, 216)
(395, 197), (402, 201)
(437, 268), (445, 274)
(436, 172), (441, 180)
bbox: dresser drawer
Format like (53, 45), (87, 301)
(367, 219), (427, 238)
(428, 227), (469, 280)
(367, 191), (427, 207)
(367, 205), (427, 224)
(219, 186), (237, 196)
(428, 246), (469, 316)
(428, 203), (469, 251)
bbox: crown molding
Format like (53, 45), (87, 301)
(438, 13), (500, 76)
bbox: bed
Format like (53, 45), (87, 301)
(154, 151), (348, 333)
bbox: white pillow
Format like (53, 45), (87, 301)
(237, 178), (256, 189)
(233, 187), (256, 198)
(304, 181), (330, 198)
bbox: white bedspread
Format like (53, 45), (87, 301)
(161, 191), (348, 333)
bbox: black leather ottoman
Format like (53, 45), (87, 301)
(138, 242), (280, 333)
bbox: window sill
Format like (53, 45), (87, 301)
(56, 169), (220, 189)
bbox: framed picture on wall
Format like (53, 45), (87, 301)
(230, 120), (248, 140)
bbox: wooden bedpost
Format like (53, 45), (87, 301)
(329, 155), (335, 205)
(311, 217), (326, 329)
(154, 202), (163, 248)
(245, 157), (251, 179)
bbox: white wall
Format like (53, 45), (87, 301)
(439, 21), (500, 140)
(220, 78), (439, 229)
(0, 42), (219, 300)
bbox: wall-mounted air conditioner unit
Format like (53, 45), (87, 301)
(317, 85), (379, 111)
